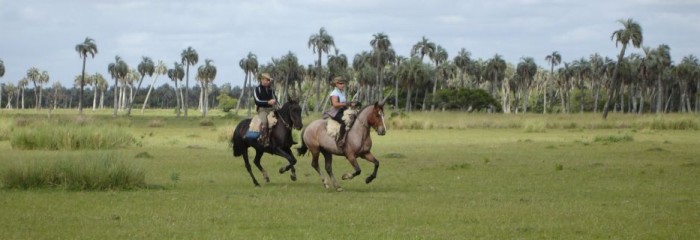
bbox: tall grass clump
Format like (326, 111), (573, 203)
(594, 134), (634, 143)
(643, 117), (699, 130)
(10, 125), (134, 150)
(1, 152), (145, 191)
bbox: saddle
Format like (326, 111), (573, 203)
(244, 113), (278, 140)
(326, 109), (357, 140)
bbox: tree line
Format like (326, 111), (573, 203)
(0, 18), (698, 118)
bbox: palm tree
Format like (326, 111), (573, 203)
(197, 59), (217, 117)
(603, 18), (643, 119)
(308, 27), (335, 112)
(589, 53), (604, 113)
(397, 57), (430, 112)
(280, 51), (302, 102)
(38, 70), (50, 109)
(236, 52), (258, 114)
(168, 62), (185, 117)
(92, 73), (107, 110)
(108, 55), (128, 117)
(142, 60), (166, 113)
(410, 36), (436, 62)
(75, 37), (98, 114)
(370, 32), (393, 100)
(181, 46), (198, 117)
(645, 44), (672, 113)
(127, 56), (155, 116)
(454, 48), (472, 88)
(545, 51), (562, 114)
(675, 55), (699, 112)
(0, 59), (5, 107)
(429, 45), (448, 111)
(516, 57), (538, 113)
(26, 67), (41, 110)
(486, 54), (507, 112)
(51, 82), (62, 109)
(18, 77), (29, 109)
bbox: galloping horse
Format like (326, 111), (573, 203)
(297, 101), (387, 191)
(231, 100), (303, 187)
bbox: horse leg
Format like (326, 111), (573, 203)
(242, 150), (260, 187)
(252, 150), (269, 183)
(322, 150), (342, 192)
(341, 153), (362, 181)
(310, 151), (329, 188)
(274, 147), (298, 181)
(361, 152), (380, 184)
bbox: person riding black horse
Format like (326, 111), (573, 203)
(254, 73), (277, 147)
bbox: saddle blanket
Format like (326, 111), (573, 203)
(326, 109), (357, 139)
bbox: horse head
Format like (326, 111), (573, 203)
(284, 100), (304, 130)
(367, 101), (386, 136)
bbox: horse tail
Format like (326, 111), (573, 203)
(296, 128), (308, 156)
(232, 119), (251, 157)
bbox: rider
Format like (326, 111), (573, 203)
(326, 76), (356, 146)
(254, 73), (277, 146)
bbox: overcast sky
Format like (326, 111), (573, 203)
(1, 0), (698, 88)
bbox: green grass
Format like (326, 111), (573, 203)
(0, 109), (699, 239)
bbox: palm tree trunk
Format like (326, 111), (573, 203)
(113, 79), (118, 117)
(141, 75), (159, 114)
(174, 80), (181, 117)
(184, 65), (190, 117)
(655, 74), (663, 114)
(314, 52), (322, 112)
(39, 86), (44, 110)
(79, 58), (86, 113)
(100, 90), (105, 109)
(394, 75), (399, 111)
(92, 85), (98, 111)
(405, 84), (412, 112)
(235, 72), (248, 114)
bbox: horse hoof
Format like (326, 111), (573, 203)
(341, 173), (352, 180)
(264, 177), (270, 183)
(290, 175), (297, 181)
(336, 187), (344, 192)
(279, 167), (286, 174)
(366, 176), (375, 184)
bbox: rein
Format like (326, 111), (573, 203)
(274, 107), (292, 130)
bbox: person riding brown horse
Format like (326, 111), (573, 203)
(324, 76), (357, 146)
(298, 101), (387, 191)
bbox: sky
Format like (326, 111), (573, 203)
(1, 0), (699, 89)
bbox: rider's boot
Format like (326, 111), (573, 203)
(259, 126), (270, 147)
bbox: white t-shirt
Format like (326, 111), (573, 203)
(330, 88), (347, 104)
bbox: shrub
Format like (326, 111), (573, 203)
(1, 152), (146, 191)
(148, 119), (165, 128)
(594, 134), (634, 143)
(216, 93), (237, 112)
(199, 118), (215, 127)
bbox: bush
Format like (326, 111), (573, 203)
(1, 152), (146, 191)
(216, 93), (237, 112)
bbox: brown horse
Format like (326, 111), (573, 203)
(297, 102), (387, 191)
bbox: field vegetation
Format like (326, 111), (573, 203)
(0, 109), (698, 239)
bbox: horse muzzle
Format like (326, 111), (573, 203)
(376, 127), (386, 136)
(294, 123), (303, 131)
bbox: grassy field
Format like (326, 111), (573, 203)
(0, 109), (699, 239)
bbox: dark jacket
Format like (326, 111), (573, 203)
(254, 85), (276, 108)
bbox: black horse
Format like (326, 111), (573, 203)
(231, 100), (303, 186)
